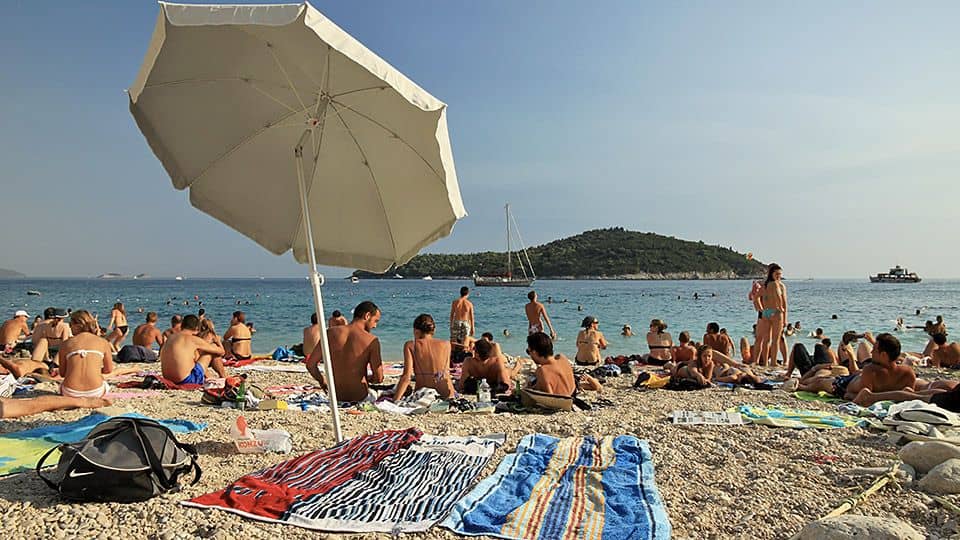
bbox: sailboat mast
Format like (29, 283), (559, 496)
(506, 203), (511, 278)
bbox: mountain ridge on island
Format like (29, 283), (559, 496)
(353, 228), (766, 280)
(0, 268), (26, 278)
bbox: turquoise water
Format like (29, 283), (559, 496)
(1, 278), (954, 360)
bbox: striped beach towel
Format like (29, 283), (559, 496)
(184, 429), (502, 533)
(442, 434), (671, 540)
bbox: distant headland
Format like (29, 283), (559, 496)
(353, 228), (765, 280)
(0, 268), (25, 278)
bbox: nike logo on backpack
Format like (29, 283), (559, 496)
(68, 470), (95, 478)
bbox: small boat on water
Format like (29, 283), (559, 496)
(350, 276), (360, 284)
(870, 265), (921, 283)
(393, 273), (404, 279)
(174, 276), (184, 281)
(474, 203), (535, 288)
(421, 276), (433, 281)
(26, 290), (41, 296)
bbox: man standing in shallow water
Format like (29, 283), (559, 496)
(450, 286), (475, 343)
(525, 290), (557, 340)
(306, 301), (383, 402)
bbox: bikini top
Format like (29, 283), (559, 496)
(66, 349), (105, 360)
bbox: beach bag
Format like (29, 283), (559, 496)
(36, 417), (201, 502)
(116, 345), (158, 363)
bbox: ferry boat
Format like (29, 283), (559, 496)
(350, 276), (360, 284)
(870, 265), (921, 283)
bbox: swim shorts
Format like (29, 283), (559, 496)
(831, 374), (857, 398)
(178, 363), (206, 386)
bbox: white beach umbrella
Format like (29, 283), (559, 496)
(128, 2), (466, 442)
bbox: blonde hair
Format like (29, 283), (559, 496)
(198, 318), (216, 338)
(69, 310), (100, 334)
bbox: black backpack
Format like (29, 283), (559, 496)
(37, 417), (201, 502)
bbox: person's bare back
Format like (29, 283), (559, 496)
(159, 325), (225, 384)
(0, 315), (30, 347)
(934, 342), (960, 368)
(59, 332), (114, 393)
(133, 323), (162, 348)
(408, 337), (454, 398)
(303, 323), (321, 357)
(315, 324), (382, 401)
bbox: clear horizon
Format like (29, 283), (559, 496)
(2, 1), (957, 279)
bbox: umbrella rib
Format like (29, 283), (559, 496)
(329, 98), (443, 180)
(187, 103), (316, 188)
(143, 77), (301, 113)
(327, 101), (399, 258)
(330, 85), (389, 99)
(266, 42), (309, 113)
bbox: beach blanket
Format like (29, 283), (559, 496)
(238, 364), (308, 373)
(103, 390), (163, 400)
(793, 391), (844, 404)
(442, 434), (671, 540)
(223, 355), (272, 367)
(0, 412), (205, 476)
(185, 429), (502, 532)
(736, 405), (862, 429)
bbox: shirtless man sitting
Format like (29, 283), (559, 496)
(525, 291), (556, 339)
(133, 312), (165, 349)
(797, 333), (915, 402)
(395, 314), (453, 399)
(303, 313), (321, 357)
(930, 333), (960, 368)
(526, 332), (576, 396)
(327, 310), (348, 328)
(1, 310), (31, 355)
(159, 315), (227, 385)
(306, 301), (383, 402)
(223, 311), (252, 360)
(703, 322), (732, 356)
(459, 338), (514, 396)
(162, 315), (182, 342)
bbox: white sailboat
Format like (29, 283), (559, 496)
(473, 203), (536, 287)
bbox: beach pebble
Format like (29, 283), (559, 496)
(919, 458), (960, 495)
(899, 441), (960, 474)
(797, 515), (923, 540)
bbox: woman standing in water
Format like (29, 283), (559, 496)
(759, 264), (787, 366)
(106, 302), (128, 352)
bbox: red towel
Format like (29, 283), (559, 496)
(186, 428), (422, 519)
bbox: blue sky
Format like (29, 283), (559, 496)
(1, 1), (957, 278)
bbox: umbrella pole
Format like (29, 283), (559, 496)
(295, 142), (344, 443)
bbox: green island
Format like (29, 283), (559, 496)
(354, 228), (765, 280)
(0, 268), (25, 278)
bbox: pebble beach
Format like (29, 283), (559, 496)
(2, 361), (956, 540)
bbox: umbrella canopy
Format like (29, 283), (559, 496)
(129, 1), (465, 272)
(129, 2), (467, 443)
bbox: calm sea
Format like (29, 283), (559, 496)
(1, 278), (954, 360)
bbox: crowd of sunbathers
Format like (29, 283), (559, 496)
(0, 304), (258, 417)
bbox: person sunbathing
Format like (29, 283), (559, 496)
(670, 344), (714, 387)
(160, 314), (227, 385)
(739, 337), (753, 363)
(574, 316), (607, 366)
(1, 310), (31, 355)
(526, 332), (575, 396)
(703, 322), (732, 356)
(306, 301), (383, 402)
(132, 312), (164, 349)
(57, 311), (114, 398)
(783, 339), (838, 378)
(672, 331), (696, 364)
(395, 314), (454, 399)
(31, 307), (72, 363)
(458, 338), (513, 396)
(853, 379), (960, 407)
(223, 311), (252, 360)
(796, 333), (915, 401)
(930, 333), (960, 368)
(0, 395), (111, 419)
(644, 319), (673, 364)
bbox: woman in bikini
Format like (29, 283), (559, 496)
(645, 319), (673, 364)
(671, 344), (715, 387)
(58, 310), (114, 398)
(106, 302), (128, 352)
(395, 314), (454, 399)
(758, 264), (787, 366)
(575, 316), (608, 366)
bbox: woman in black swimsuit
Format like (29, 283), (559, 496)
(106, 302), (128, 352)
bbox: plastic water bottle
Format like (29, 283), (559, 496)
(478, 379), (491, 403)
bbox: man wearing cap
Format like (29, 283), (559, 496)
(1, 311), (32, 354)
(30, 307), (73, 362)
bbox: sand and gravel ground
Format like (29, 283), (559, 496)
(1, 362), (957, 540)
